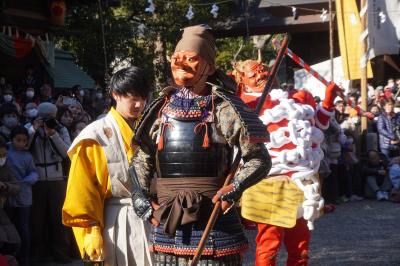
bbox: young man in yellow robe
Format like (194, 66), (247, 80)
(62, 66), (153, 265)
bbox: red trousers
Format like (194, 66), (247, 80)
(255, 218), (310, 266)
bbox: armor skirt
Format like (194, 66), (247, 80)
(153, 253), (242, 266)
(150, 207), (247, 263)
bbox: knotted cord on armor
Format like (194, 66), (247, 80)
(157, 88), (215, 150)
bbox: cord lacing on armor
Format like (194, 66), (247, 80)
(193, 94), (214, 149)
(157, 97), (172, 151)
(157, 120), (174, 151)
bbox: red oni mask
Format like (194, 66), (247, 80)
(239, 61), (269, 93)
(171, 51), (211, 88)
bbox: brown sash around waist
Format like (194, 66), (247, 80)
(153, 177), (223, 237)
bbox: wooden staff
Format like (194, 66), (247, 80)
(190, 33), (291, 266)
(255, 34), (291, 115)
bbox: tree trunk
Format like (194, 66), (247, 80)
(152, 33), (168, 92)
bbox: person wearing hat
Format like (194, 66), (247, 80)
(131, 25), (271, 265)
(28, 102), (72, 263)
(62, 66), (153, 265)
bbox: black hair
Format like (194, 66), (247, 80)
(335, 100), (345, 106)
(57, 107), (73, 121)
(369, 104), (380, 111)
(71, 119), (87, 133)
(0, 103), (19, 118)
(382, 98), (395, 106)
(72, 84), (81, 91)
(10, 126), (29, 140)
(0, 137), (7, 150)
(57, 89), (73, 97)
(109, 66), (151, 99)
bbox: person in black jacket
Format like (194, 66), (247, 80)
(362, 150), (392, 200)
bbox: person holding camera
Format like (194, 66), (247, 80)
(27, 102), (72, 263)
(377, 98), (400, 158)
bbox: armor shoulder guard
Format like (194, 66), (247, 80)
(213, 86), (269, 143)
(134, 86), (176, 143)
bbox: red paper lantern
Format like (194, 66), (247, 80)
(50, 0), (66, 26)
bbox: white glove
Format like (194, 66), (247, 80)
(302, 183), (324, 230)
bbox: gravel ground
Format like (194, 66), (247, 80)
(243, 199), (400, 266)
(45, 199), (400, 266)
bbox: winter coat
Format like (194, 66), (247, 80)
(0, 162), (21, 246)
(6, 144), (39, 207)
(377, 112), (399, 151)
(28, 125), (71, 181)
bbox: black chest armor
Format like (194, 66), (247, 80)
(156, 92), (230, 178)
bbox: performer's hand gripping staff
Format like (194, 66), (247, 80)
(323, 82), (345, 110)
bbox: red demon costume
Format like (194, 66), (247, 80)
(233, 60), (341, 266)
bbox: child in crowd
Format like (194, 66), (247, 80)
(6, 126), (39, 266)
(22, 102), (38, 128)
(362, 150), (392, 200)
(0, 140), (21, 266)
(0, 103), (20, 142)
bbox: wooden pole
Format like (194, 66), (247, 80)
(360, 0), (368, 132)
(329, 0), (334, 81)
(255, 34), (291, 115)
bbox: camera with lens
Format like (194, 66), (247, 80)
(43, 117), (60, 130)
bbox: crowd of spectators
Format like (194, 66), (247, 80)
(320, 78), (400, 205)
(0, 65), (400, 265)
(0, 66), (112, 265)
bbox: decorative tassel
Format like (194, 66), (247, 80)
(157, 132), (164, 150)
(157, 97), (171, 151)
(194, 122), (210, 149)
(157, 122), (173, 151)
(157, 123), (166, 151)
(202, 124), (210, 148)
(200, 95), (214, 149)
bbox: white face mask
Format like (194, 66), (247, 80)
(0, 157), (6, 166)
(26, 91), (35, 98)
(80, 90), (85, 96)
(3, 94), (13, 102)
(26, 108), (38, 118)
(96, 93), (103, 99)
(3, 117), (18, 129)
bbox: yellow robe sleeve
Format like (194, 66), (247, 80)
(62, 139), (112, 257)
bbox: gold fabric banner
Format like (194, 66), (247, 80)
(336, 0), (373, 80)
